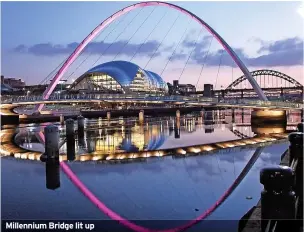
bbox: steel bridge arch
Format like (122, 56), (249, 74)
(35, 1), (268, 112)
(226, 69), (303, 90)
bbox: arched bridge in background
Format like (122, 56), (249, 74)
(226, 69), (303, 90)
(204, 69), (304, 100)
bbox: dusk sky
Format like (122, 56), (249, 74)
(1, 1), (303, 89)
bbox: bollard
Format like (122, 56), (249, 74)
(296, 122), (304, 132)
(176, 110), (180, 119)
(139, 110), (144, 124)
(290, 132), (304, 221)
(260, 166), (296, 232)
(66, 118), (75, 136)
(77, 116), (84, 137)
(44, 125), (59, 160)
(66, 119), (75, 161)
(200, 110), (204, 117)
(45, 158), (60, 190)
(107, 112), (111, 120)
(288, 132), (303, 166)
(60, 114), (64, 125)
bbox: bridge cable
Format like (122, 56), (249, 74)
(39, 17), (124, 86)
(129, 8), (169, 63)
(111, 7), (156, 61)
(195, 36), (214, 90)
(143, 12), (181, 70)
(90, 8), (144, 68)
(159, 17), (192, 76)
(174, 29), (203, 92)
(214, 49), (224, 90)
(39, 58), (67, 85)
(64, 15), (128, 83)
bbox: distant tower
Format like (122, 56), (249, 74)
(173, 80), (179, 88)
(203, 84), (214, 97)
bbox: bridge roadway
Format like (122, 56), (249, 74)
(0, 126), (288, 163)
(1, 94), (303, 116)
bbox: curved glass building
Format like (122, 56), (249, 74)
(70, 61), (168, 95)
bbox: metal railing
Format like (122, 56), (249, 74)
(2, 93), (302, 109)
(259, 123), (303, 232)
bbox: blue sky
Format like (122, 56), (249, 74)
(1, 1), (303, 88)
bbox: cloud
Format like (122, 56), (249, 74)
(13, 40), (163, 57)
(11, 36), (303, 67)
(172, 36), (303, 67)
(169, 53), (187, 61)
(258, 37), (303, 54)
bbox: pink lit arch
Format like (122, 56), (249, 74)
(35, 1), (267, 112)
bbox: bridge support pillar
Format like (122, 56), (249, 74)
(139, 110), (144, 124)
(251, 109), (287, 125)
(66, 119), (75, 161)
(107, 112), (111, 120)
(44, 125), (59, 160)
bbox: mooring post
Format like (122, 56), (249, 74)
(289, 131), (303, 222)
(296, 122), (304, 132)
(260, 166), (296, 232)
(288, 132), (303, 166)
(44, 125), (59, 160)
(66, 118), (75, 161)
(43, 124), (61, 190)
(77, 115), (84, 138)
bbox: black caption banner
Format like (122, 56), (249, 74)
(2, 220), (240, 232)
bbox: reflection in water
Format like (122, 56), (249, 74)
(2, 141), (289, 230)
(2, 110), (301, 231)
(251, 124), (287, 135)
(14, 111), (301, 157)
(45, 159), (60, 190)
(174, 120), (180, 139)
(67, 134), (75, 161)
